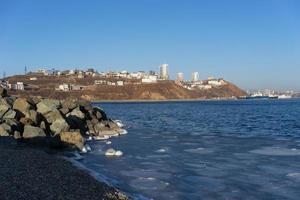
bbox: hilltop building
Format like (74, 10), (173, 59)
(159, 64), (169, 80)
(176, 72), (184, 82)
(191, 72), (199, 82)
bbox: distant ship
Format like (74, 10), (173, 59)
(278, 94), (292, 99)
(245, 95), (269, 100)
(238, 93), (279, 100)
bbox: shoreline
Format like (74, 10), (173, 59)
(0, 138), (129, 200)
(92, 97), (236, 103)
(92, 97), (299, 103)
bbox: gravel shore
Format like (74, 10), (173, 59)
(0, 138), (129, 200)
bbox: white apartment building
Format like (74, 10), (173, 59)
(159, 64), (169, 80)
(176, 72), (184, 82)
(142, 75), (158, 83)
(191, 72), (199, 82)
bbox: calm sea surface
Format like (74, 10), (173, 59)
(80, 99), (300, 200)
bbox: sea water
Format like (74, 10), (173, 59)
(79, 99), (300, 200)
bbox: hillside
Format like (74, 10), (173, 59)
(4, 74), (247, 101)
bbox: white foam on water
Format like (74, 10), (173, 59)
(250, 147), (300, 156)
(184, 147), (213, 154)
(287, 173), (300, 181)
(155, 147), (168, 153)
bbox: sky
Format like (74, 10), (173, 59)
(0, 0), (299, 91)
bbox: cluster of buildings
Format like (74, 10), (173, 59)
(0, 80), (24, 91)
(175, 70), (227, 90)
(35, 68), (160, 83)
(2, 64), (227, 92)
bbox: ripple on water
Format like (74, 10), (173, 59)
(184, 162), (207, 169)
(250, 147), (300, 156)
(129, 177), (169, 191)
(182, 175), (225, 192)
(120, 169), (171, 179)
(184, 147), (214, 154)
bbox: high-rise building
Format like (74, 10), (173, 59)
(191, 72), (199, 82)
(176, 72), (184, 82)
(159, 64), (169, 80)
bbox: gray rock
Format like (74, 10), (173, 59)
(0, 104), (10, 118)
(1, 97), (14, 107)
(44, 109), (64, 124)
(31, 96), (42, 105)
(59, 107), (69, 115)
(106, 120), (119, 129)
(67, 107), (85, 119)
(40, 121), (47, 130)
(26, 110), (42, 125)
(13, 131), (21, 139)
(13, 98), (32, 114)
(61, 99), (78, 110)
(37, 99), (61, 115)
(4, 119), (22, 133)
(93, 122), (106, 133)
(0, 87), (7, 97)
(50, 118), (69, 135)
(23, 125), (46, 138)
(0, 123), (11, 135)
(0, 129), (10, 136)
(86, 120), (95, 135)
(60, 131), (84, 150)
(93, 107), (108, 120)
(2, 109), (16, 119)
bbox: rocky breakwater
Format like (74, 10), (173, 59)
(0, 87), (126, 152)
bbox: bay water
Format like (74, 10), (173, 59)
(80, 99), (300, 199)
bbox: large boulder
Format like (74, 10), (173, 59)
(2, 109), (16, 119)
(59, 107), (69, 115)
(4, 119), (22, 133)
(44, 109), (64, 124)
(0, 103), (10, 118)
(50, 118), (69, 135)
(13, 98), (32, 114)
(26, 110), (42, 125)
(94, 122), (106, 133)
(78, 100), (92, 112)
(61, 99), (78, 110)
(60, 131), (84, 150)
(23, 125), (46, 138)
(93, 107), (108, 121)
(0, 123), (11, 136)
(37, 99), (61, 115)
(1, 97), (14, 107)
(67, 107), (85, 119)
(0, 87), (7, 97)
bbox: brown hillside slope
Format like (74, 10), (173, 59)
(5, 75), (246, 101)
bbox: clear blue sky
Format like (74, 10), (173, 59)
(0, 0), (299, 91)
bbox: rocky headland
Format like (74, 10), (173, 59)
(0, 86), (126, 151)
(0, 86), (129, 200)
